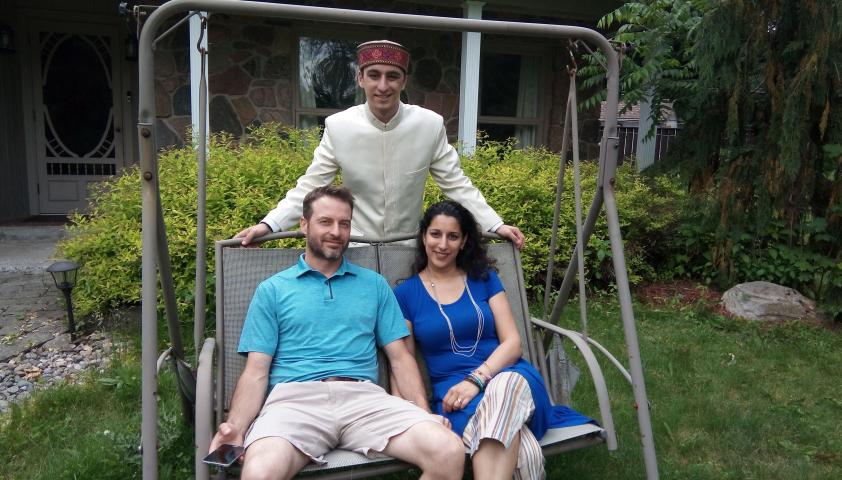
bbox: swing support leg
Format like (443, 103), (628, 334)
(543, 48), (660, 480)
(603, 182), (659, 477)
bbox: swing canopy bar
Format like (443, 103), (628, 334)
(136, 1), (659, 479)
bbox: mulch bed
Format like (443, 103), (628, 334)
(636, 281), (840, 329)
(634, 280), (731, 316)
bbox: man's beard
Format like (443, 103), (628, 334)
(307, 235), (349, 261)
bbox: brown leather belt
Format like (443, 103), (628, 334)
(319, 376), (363, 382)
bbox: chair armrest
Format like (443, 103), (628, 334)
(195, 338), (216, 480)
(530, 317), (618, 451)
(583, 335), (632, 384)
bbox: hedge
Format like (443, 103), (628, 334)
(58, 126), (685, 329)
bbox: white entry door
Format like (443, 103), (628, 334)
(29, 22), (126, 214)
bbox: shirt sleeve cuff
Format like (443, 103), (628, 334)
(489, 221), (504, 233)
(260, 217), (280, 233)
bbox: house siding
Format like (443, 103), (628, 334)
(0, 10), (29, 222)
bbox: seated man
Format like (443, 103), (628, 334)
(210, 185), (465, 480)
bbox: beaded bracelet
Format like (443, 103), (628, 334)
(465, 372), (485, 391)
(475, 364), (492, 383)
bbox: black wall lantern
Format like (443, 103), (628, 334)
(47, 260), (80, 340)
(0, 24), (15, 54)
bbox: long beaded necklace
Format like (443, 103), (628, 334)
(427, 271), (485, 357)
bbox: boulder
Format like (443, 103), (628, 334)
(721, 281), (820, 321)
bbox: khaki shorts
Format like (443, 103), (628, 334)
(244, 381), (437, 464)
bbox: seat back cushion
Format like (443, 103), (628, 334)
(485, 243), (532, 361)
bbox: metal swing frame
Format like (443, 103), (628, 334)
(137, 1), (658, 478)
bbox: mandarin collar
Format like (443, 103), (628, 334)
(295, 254), (354, 278)
(364, 101), (405, 131)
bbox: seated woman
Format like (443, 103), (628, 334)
(393, 200), (594, 480)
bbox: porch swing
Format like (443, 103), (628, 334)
(136, 1), (659, 479)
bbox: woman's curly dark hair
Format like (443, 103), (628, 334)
(412, 200), (495, 280)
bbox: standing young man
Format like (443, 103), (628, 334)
(211, 185), (465, 479)
(236, 40), (525, 249)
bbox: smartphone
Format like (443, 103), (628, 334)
(203, 444), (245, 468)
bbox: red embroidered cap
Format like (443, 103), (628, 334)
(356, 40), (410, 73)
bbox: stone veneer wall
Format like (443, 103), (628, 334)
(150, 0), (586, 152)
(404, 32), (463, 138)
(152, 16), (296, 148)
(151, 15), (465, 147)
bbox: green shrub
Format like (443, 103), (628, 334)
(445, 139), (687, 299)
(58, 125), (319, 321)
(665, 199), (842, 320)
(58, 127), (685, 329)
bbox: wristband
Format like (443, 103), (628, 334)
(476, 362), (493, 382)
(465, 373), (485, 391)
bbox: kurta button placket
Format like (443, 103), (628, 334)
(381, 124), (388, 237)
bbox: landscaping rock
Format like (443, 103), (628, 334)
(0, 234), (118, 415)
(0, 333), (114, 414)
(721, 281), (820, 322)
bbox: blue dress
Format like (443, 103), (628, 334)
(393, 270), (595, 437)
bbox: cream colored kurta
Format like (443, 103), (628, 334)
(261, 102), (503, 238)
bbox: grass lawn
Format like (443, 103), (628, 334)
(1, 293), (840, 479)
(547, 296), (842, 479)
(0, 338), (195, 479)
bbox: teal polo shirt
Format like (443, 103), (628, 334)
(238, 254), (409, 386)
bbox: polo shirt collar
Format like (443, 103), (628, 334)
(295, 254), (355, 278)
(364, 101), (405, 131)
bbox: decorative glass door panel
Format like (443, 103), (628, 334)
(31, 23), (124, 214)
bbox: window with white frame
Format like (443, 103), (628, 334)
(478, 52), (543, 148)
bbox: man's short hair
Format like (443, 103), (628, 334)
(302, 185), (355, 220)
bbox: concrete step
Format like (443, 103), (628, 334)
(0, 226), (66, 242)
(0, 226), (67, 273)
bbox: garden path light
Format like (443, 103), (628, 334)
(47, 260), (79, 341)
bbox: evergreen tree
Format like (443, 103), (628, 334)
(684, 0), (841, 283)
(584, 0), (842, 317)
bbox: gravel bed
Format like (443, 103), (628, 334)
(0, 332), (113, 414)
